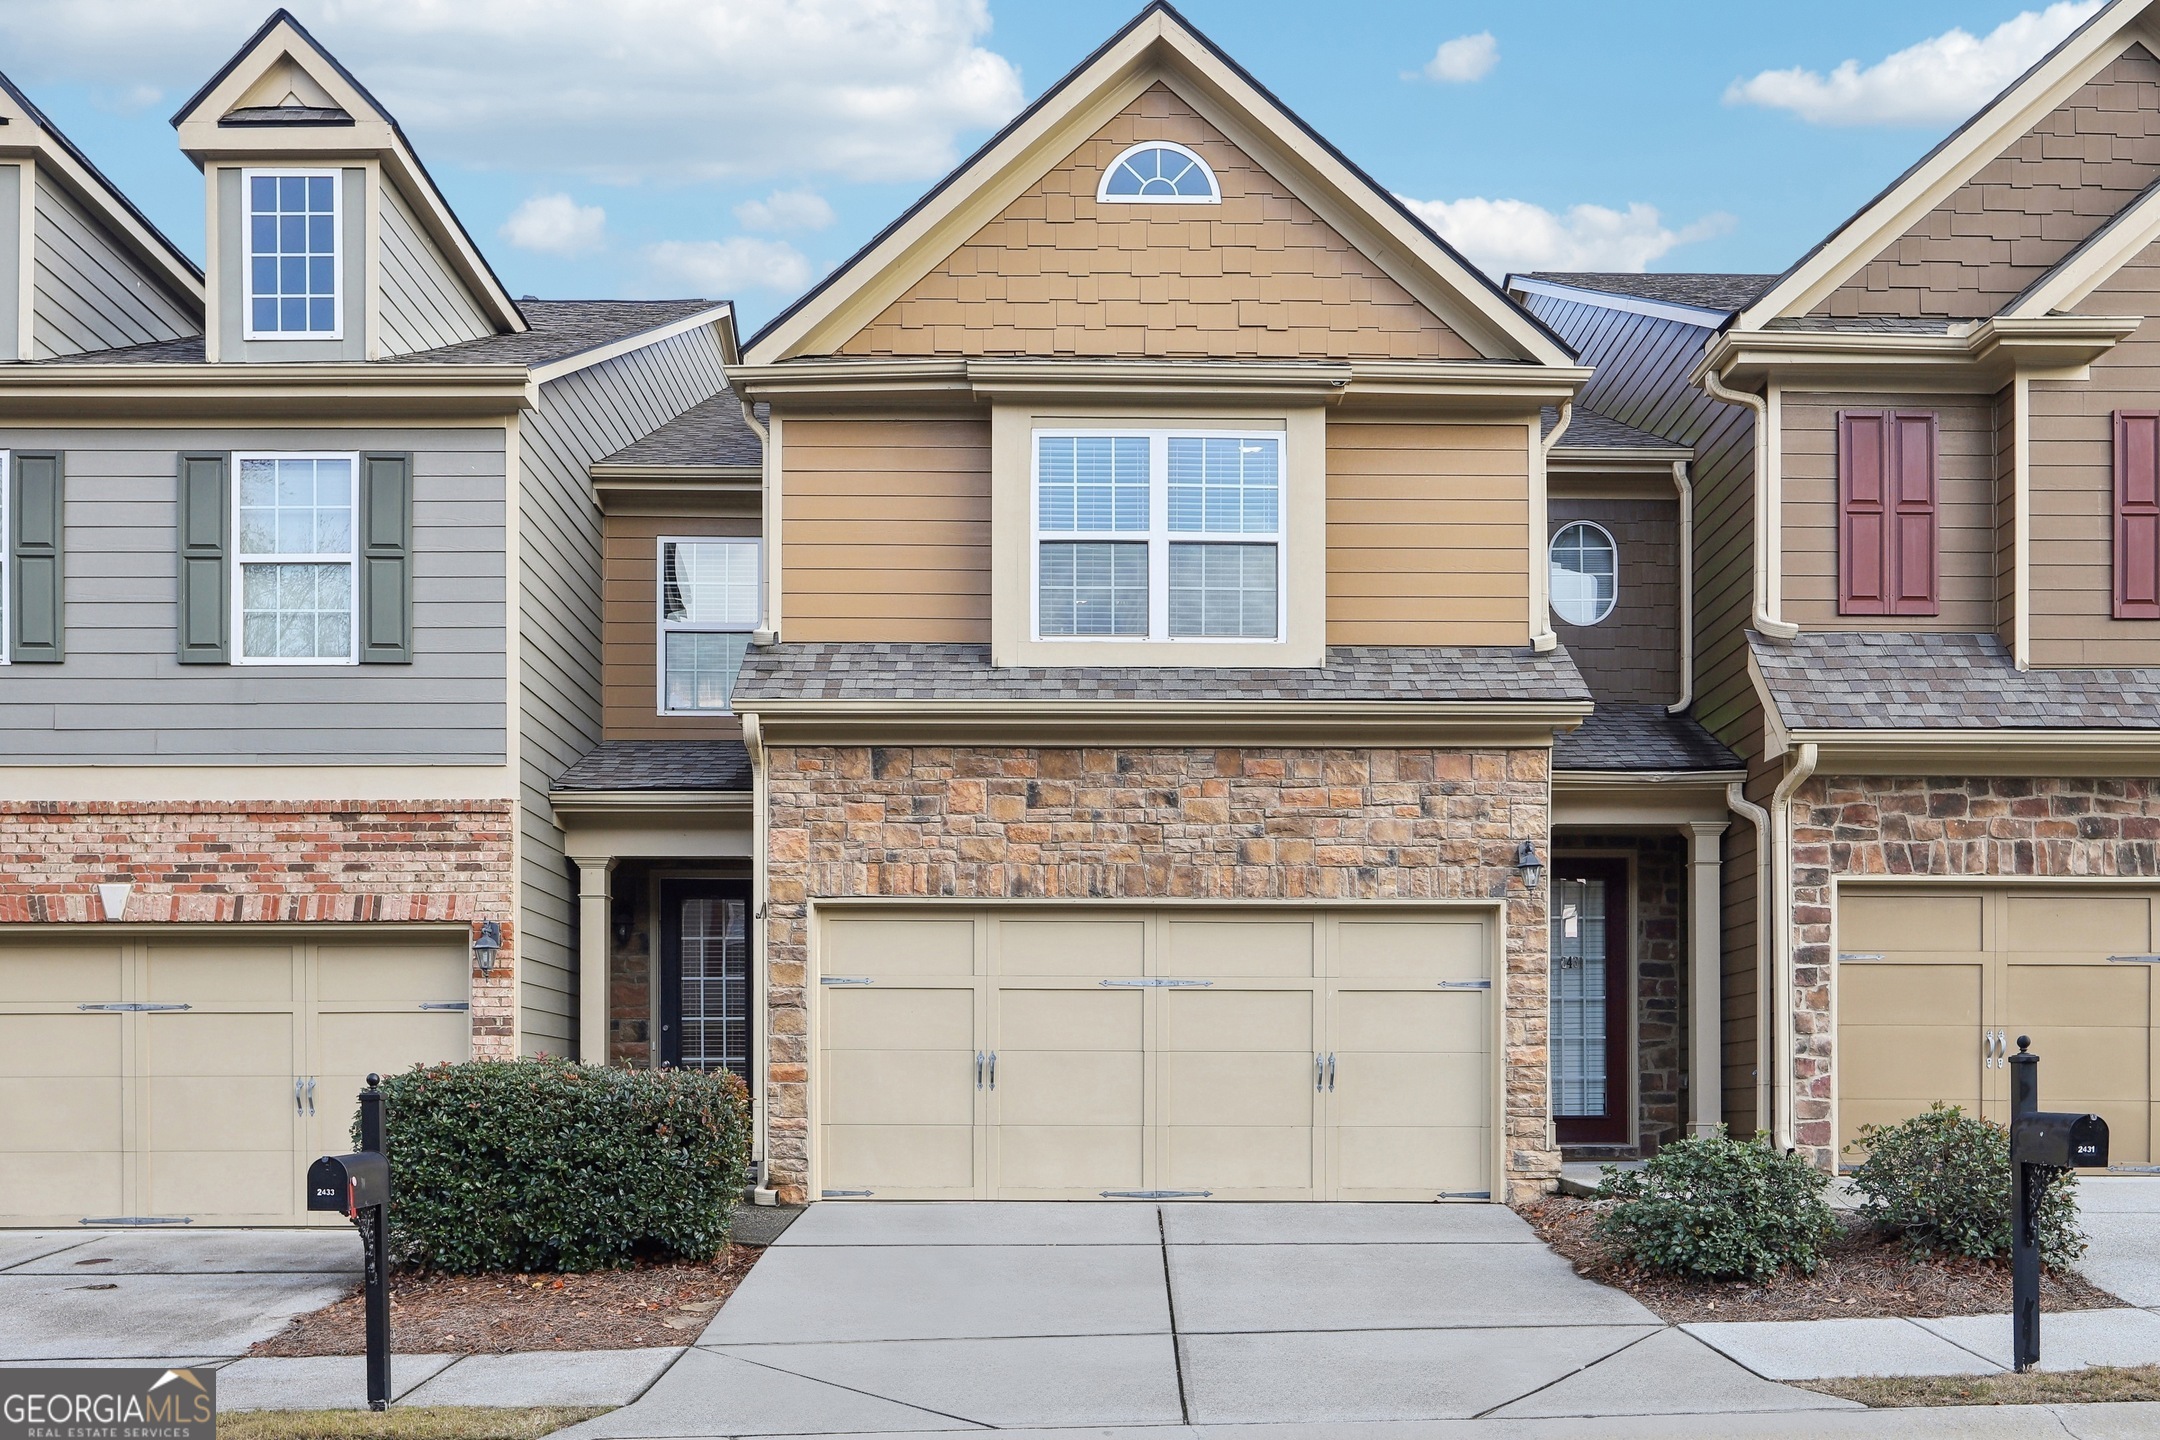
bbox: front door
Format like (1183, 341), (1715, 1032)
(658, 879), (753, 1083)
(1550, 861), (1629, 1147)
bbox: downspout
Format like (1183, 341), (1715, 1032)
(737, 395), (778, 644)
(1700, 370), (1799, 640)
(743, 710), (776, 1203)
(1668, 459), (1695, 713)
(1725, 780), (1772, 1139)
(1767, 742), (1818, 1153)
(1531, 401), (1572, 653)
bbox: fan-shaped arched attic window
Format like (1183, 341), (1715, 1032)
(1097, 141), (1220, 204)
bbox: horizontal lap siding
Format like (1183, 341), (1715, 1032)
(376, 181), (492, 357)
(602, 512), (758, 741)
(781, 414), (992, 643)
(1781, 392), (1997, 630)
(1548, 496), (1679, 703)
(518, 324), (729, 1053)
(29, 176), (196, 358)
(2028, 242), (2160, 666)
(0, 425), (505, 761)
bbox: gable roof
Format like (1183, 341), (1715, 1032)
(172, 8), (525, 334)
(745, 1), (1572, 368)
(1520, 272), (1775, 314)
(1735, 0), (2148, 330)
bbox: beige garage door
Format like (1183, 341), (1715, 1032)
(0, 930), (470, 1227)
(815, 908), (1496, 1202)
(1838, 888), (2159, 1166)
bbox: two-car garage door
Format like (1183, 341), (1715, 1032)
(1837, 887), (2159, 1166)
(0, 931), (470, 1226)
(816, 908), (1497, 1202)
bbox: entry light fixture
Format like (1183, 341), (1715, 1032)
(472, 919), (503, 976)
(1515, 840), (1543, 891)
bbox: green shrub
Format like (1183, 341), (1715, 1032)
(355, 1059), (752, 1273)
(1594, 1130), (1839, 1281)
(1847, 1103), (2084, 1268)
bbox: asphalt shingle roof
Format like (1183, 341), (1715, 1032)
(553, 740), (752, 793)
(1543, 407), (1685, 450)
(733, 642), (1590, 705)
(1523, 273), (1777, 312)
(1750, 631), (2160, 730)
(598, 391), (764, 469)
(1552, 704), (1740, 772)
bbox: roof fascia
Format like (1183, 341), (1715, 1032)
(1785, 728), (2160, 776)
(1696, 314), (2140, 389)
(1506, 275), (1729, 328)
(2007, 173), (2160, 315)
(0, 364), (533, 421)
(173, 11), (526, 334)
(528, 304), (734, 386)
(1735, 4), (2146, 331)
(1548, 446), (1692, 468)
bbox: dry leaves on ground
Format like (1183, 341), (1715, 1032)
(1797, 1366), (2160, 1408)
(1520, 1198), (2123, 1324)
(249, 1246), (761, 1356)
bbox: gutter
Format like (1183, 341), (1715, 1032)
(1724, 780), (1773, 1141)
(1767, 742), (1819, 1152)
(1531, 401), (1571, 654)
(1697, 369), (1799, 640)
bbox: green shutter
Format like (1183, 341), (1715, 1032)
(9, 452), (63, 662)
(176, 453), (229, 664)
(358, 452), (413, 664)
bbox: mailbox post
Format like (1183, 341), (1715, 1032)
(307, 1074), (393, 1410)
(2006, 1038), (2109, 1372)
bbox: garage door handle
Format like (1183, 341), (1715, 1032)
(974, 1052), (985, 1090)
(1315, 1054), (1324, 1092)
(294, 1078), (305, 1115)
(987, 1052), (997, 1090)
(307, 1077), (316, 1116)
(1327, 1053), (1337, 1092)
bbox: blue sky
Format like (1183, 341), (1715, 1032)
(0, 1), (2106, 331)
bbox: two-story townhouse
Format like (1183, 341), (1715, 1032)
(0, 10), (754, 1227)
(1511, 0), (2160, 1178)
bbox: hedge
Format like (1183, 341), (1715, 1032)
(1847, 1103), (2085, 1268)
(1594, 1130), (1839, 1281)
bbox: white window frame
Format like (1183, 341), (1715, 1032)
(0, 449), (10, 666)
(1030, 428), (1286, 645)
(241, 167), (344, 340)
(656, 535), (762, 715)
(1549, 518), (1620, 627)
(1095, 140), (1220, 205)
(231, 451), (360, 666)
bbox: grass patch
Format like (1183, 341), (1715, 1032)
(1796, 1366), (2160, 1407)
(218, 1406), (609, 1440)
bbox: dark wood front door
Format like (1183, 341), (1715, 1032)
(1550, 859), (1630, 1146)
(657, 878), (752, 1082)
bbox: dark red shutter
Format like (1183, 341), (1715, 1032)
(1839, 409), (1938, 616)
(2116, 411), (2160, 619)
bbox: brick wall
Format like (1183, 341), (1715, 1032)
(0, 800), (518, 1056)
(1787, 774), (2160, 1166)
(763, 743), (1556, 1204)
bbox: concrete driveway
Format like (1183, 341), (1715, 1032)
(2073, 1176), (2160, 1310)
(560, 1202), (1851, 1436)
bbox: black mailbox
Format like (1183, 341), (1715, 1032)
(2012, 1111), (2109, 1170)
(307, 1151), (391, 1217)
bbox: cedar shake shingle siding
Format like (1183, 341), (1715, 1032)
(1814, 44), (2160, 322)
(1547, 496), (1681, 703)
(840, 84), (1476, 361)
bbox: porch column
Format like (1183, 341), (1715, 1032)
(575, 856), (617, 1064)
(1686, 820), (1728, 1137)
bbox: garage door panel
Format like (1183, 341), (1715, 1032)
(1334, 1126), (1485, 1195)
(996, 1052), (1142, 1125)
(1334, 990), (1484, 1051)
(314, 941), (467, 1003)
(1839, 1025), (1980, 1108)
(146, 1148), (293, 1220)
(145, 1074), (293, 1147)
(1164, 919), (1315, 977)
(2006, 895), (2150, 955)
(997, 918), (1143, 977)
(995, 1126), (1144, 1192)
(823, 916), (975, 977)
(0, 1154), (124, 1218)
(1843, 893), (1984, 954)
(0, 942), (125, 1003)
(1841, 963), (1982, 1026)
(1160, 1125), (1313, 1192)
(1160, 1052), (1313, 1127)
(1160, 989), (1313, 1051)
(1332, 1051), (1487, 1127)
(997, 987), (1140, 1050)
(314, 1011), (471, 1081)
(144, 1013), (294, 1078)
(823, 986), (975, 1051)
(0, 1013), (124, 1076)
(2004, 964), (2146, 1028)
(825, 1050), (974, 1126)
(823, 1125), (975, 1193)
(144, 944), (295, 1002)
(0, 1076), (122, 1150)
(1336, 920), (1487, 981)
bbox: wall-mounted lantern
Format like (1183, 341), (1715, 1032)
(1515, 840), (1544, 891)
(472, 920), (503, 976)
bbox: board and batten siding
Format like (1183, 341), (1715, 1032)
(780, 413), (993, 643)
(516, 321), (729, 1054)
(1324, 420), (1530, 647)
(0, 425), (505, 760)
(30, 174), (197, 359)
(2027, 239), (2160, 667)
(1779, 393), (1997, 631)
(376, 180), (492, 358)
(602, 511), (760, 741)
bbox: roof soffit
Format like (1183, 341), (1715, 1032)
(1735, 2), (2158, 332)
(172, 11), (525, 334)
(744, 5), (1571, 369)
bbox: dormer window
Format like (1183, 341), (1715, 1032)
(1097, 141), (1219, 204)
(245, 169), (340, 337)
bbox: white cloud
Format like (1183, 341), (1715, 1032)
(501, 193), (607, 256)
(1396, 195), (1733, 278)
(1419, 32), (1497, 84)
(1725, 1), (2103, 126)
(645, 237), (814, 295)
(0, 0), (1023, 182)
(735, 188), (837, 232)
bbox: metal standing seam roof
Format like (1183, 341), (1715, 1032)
(1552, 704), (1741, 772)
(1749, 630), (2160, 730)
(597, 391), (765, 469)
(1520, 273), (1778, 313)
(553, 740), (752, 793)
(732, 642), (1591, 705)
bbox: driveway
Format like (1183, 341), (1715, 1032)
(560, 1202), (1850, 1436)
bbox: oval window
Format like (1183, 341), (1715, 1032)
(1098, 141), (1220, 203)
(1549, 521), (1618, 626)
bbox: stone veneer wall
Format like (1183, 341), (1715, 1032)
(1789, 775), (2160, 1167)
(1562, 833), (1688, 1153)
(0, 800), (518, 1057)
(763, 744), (1556, 1204)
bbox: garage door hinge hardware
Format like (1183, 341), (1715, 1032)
(1437, 1191), (1492, 1201)
(821, 1189), (874, 1198)
(418, 1001), (469, 1010)
(75, 1002), (191, 1012)
(820, 976), (873, 986)
(1100, 1190), (1212, 1199)
(1098, 978), (1213, 987)
(1435, 980), (1491, 991)
(2109, 954), (2160, 963)
(1839, 953), (1885, 962)
(2111, 1165), (2160, 1174)
(79, 1216), (191, 1226)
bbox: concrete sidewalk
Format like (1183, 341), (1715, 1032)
(215, 1349), (682, 1411)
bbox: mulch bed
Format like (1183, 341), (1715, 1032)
(1520, 1197), (2123, 1324)
(249, 1245), (762, 1356)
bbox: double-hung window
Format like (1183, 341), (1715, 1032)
(659, 537), (760, 713)
(234, 453), (357, 663)
(245, 170), (340, 338)
(1033, 430), (1284, 642)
